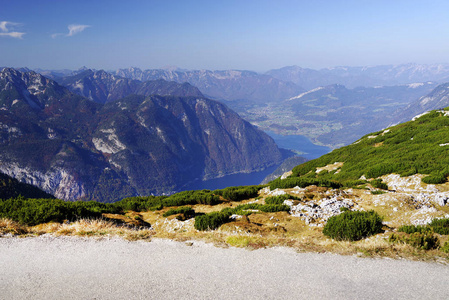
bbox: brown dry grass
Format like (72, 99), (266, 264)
(0, 218), (154, 241)
(2, 184), (449, 262)
(373, 142), (384, 147)
(0, 218), (29, 236)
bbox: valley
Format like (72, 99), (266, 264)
(5, 2), (449, 298)
(2, 107), (449, 262)
(3, 64), (449, 262)
(229, 82), (436, 148)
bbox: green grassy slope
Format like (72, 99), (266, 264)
(270, 108), (449, 188)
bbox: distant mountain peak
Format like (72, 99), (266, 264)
(115, 67), (304, 102)
(59, 70), (204, 104)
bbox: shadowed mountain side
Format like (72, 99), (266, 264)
(0, 172), (55, 199)
(0, 68), (283, 202)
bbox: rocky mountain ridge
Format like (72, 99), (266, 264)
(0, 68), (283, 202)
(115, 67), (304, 103)
(58, 69), (204, 104)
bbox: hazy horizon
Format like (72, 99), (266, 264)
(2, 0), (449, 72)
(6, 62), (449, 75)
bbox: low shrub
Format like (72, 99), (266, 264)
(264, 194), (300, 205)
(371, 190), (386, 195)
(398, 225), (432, 234)
(259, 204), (290, 213)
(429, 218), (449, 235)
(213, 185), (262, 201)
(231, 203), (290, 215)
(342, 180), (367, 188)
(194, 202), (291, 231)
(422, 173), (447, 184)
(163, 190), (220, 206)
(194, 211), (231, 231)
(162, 206), (195, 219)
(370, 179), (388, 190)
(389, 232), (440, 250)
(0, 197), (106, 226)
(322, 210), (383, 241)
(441, 241), (449, 253)
(114, 196), (164, 212)
(269, 177), (342, 190)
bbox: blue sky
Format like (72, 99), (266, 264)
(1, 0), (449, 71)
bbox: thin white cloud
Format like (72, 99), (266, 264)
(0, 21), (24, 39)
(0, 21), (8, 32)
(67, 24), (90, 37)
(0, 21), (19, 32)
(0, 32), (25, 39)
(51, 33), (63, 39)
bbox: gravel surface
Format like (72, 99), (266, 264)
(1, 235), (449, 299)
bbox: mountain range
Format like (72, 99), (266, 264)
(267, 63), (449, 90)
(108, 64), (449, 148)
(58, 69), (204, 104)
(0, 67), (283, 202)
(114, 67), (304, 103)
(9, 65), (449, 149)
(29, 63), (449, 104)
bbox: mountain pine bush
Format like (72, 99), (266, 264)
(162, 206), (195, 219)
(429, 218), (449, 235)
(265, 194), (300, 205)
(213, 185), (262, 201)
(194, 211), (231, 231)
(389, 232), (440, 250)
(323, 210), (383, 241)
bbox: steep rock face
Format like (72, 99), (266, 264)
(59, 69), (204, 104)
(93, 95), (283, 195)
(0, 171), (55, 199)
(0, 68), (283, 202)
(115, 67), (303, 103)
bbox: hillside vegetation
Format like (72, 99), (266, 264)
(270, 108), (449, 189)
(3, 108), (449, 261)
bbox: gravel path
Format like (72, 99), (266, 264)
(1, 235), (448, 299)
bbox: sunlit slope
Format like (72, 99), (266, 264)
(272, 109), (449, 188)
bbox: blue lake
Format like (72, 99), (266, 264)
(181, 132), (330, 191)
(181, 165), (278, 191)
(265, 131), (331, 160)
